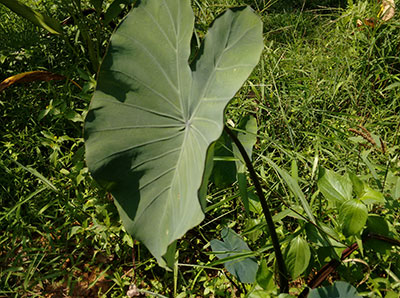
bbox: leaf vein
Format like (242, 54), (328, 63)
(193, 117), (220, 128)
(96, 95), (183, 122)
(92, 131), (183, 166)
(117, 32), (180, 94)
(142, 6), (176, 51)
(130, 148), (181, 171)
(89, 124), (183, 133)
(190, 126), (209, 145)
(139, 166), (176, 191)
(103, 69), (182, 115)
(215, 64), (254, 71)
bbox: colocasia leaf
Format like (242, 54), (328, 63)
(85, 0), (263, 268)
(210, 228), (258, 283)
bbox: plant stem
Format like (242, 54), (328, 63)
(224, 125), (289, 293)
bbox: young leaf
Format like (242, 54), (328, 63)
(360, 151), (383, 189)
(210, 228), (258, 283)
(317, 168), (352, 206)
(256, 259), (274, 291)
(339, 200), (368, 236)
(305, 223), (345, 248)
(392, 176), (400, 200)
(349, 172), (385, 204)
(0, 0), (62, 35)
(359, 185), (385, 205)
(84, 0), (263, 268)
(349, 172), (364, 198)
(291, 159), (298, 182)
(386, 171), (400, 200)
(5, 154), (59, 192)
(308, 281), (361, 298)
(285, 235), (311, 279)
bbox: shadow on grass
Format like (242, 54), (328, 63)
(245, 0), (349, 45)
(243, 0), (348, 12)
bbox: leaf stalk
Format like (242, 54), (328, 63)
(224, 125), (289, 293)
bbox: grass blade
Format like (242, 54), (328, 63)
(4, 155), (59, 192)
(0, 0), (62, 34)
(262, 156), (316, 224)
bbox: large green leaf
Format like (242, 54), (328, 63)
(0, 0), (62, 35)
(84, 0), (263, 267)
(210, 228), (258, 283)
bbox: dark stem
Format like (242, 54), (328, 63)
(224, 125), (289, 293)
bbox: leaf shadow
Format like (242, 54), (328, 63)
(92, 151), (144, 222)
(96, 46), (139, 103)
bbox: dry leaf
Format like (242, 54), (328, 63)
(381, 0), (395, 21)
(127, 284), (140, 297)
(357, 0), (395, 28)
(357, 18), (376, 28)
(0, 70), (81, 92)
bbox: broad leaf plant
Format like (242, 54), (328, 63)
(84, 0), (263, 267)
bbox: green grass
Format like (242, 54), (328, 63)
(1, 0), (400, 297)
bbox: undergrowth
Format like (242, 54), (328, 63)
(1, 0), (399, 297)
